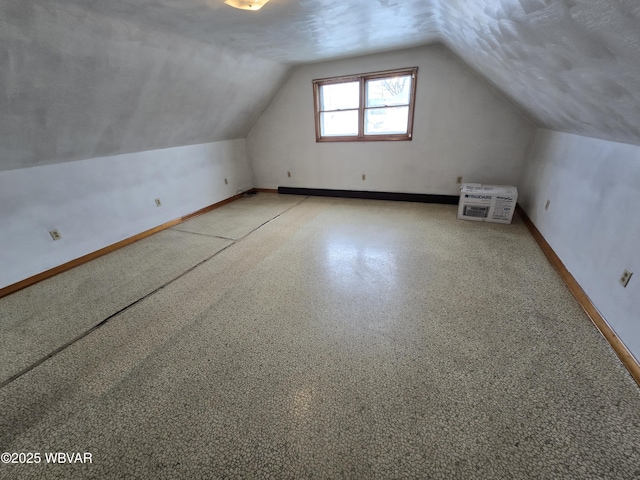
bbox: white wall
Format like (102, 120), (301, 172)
(519, 129), (640, 361)
(247, 44), (536, 194)
(0, 139), (252, 289)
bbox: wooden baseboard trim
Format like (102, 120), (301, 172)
(253, 188), (279, 193)
(517, 205), (640, 387)
(0, 190), (251, 299)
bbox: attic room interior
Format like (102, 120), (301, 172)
(1, 0), (639, 477)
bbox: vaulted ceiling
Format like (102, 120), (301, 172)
(441, 0), (640, 146)
(1, 0), (639, 171)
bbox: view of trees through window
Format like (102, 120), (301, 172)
(313, 68), (417, 142)
(365, 75), (412, 135)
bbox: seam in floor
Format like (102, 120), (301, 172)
(0, 195), (309, 390)
(170, 229), (237, 241)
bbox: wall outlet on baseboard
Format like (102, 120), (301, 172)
(155, 198), (162, 207)
(49, 229), (62, 241)
(619, 269), (633, 288)
(287, 171), (291, 178)
(456, 176), (463, 184)
(362, 174), (366, 181)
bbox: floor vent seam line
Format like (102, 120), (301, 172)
(233, 196), (309, 243)
(0, 240), (237, 390)
(0, 197), (306, 389)
(171, 228), (236, 241)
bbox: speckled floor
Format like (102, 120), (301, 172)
(1, 193), (639, 479)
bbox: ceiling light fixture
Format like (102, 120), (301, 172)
(224, 0), (269, 10)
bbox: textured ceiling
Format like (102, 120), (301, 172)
(440, 0), (640, 145)
(2, 0), (640, 171)
(53, 0), (444, 63)
(0, 0), (289, 171)
(53, 0), (640, 145)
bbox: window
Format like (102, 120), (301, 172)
(313, 67), (417, 142)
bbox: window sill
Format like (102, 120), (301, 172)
(316, 135), (412, 143)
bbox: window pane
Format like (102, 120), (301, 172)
(321, 110), (358, 136)
(320, 82), (359, 111)
(364, 107), (409, 135)
(366, 75), (412, 107)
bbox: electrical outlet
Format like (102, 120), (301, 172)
(362, 174), (366, 181)
(619, 269), (633, 288)
(49, 229), (61, 241)
(456, 176), (463, 184)
(287, 171), (291, 178)
(155, 198), (162, 207)
(545, 199), (551, 211)
(224, 178), (228, 185)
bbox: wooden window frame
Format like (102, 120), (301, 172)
(313, 67), (418, 143)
